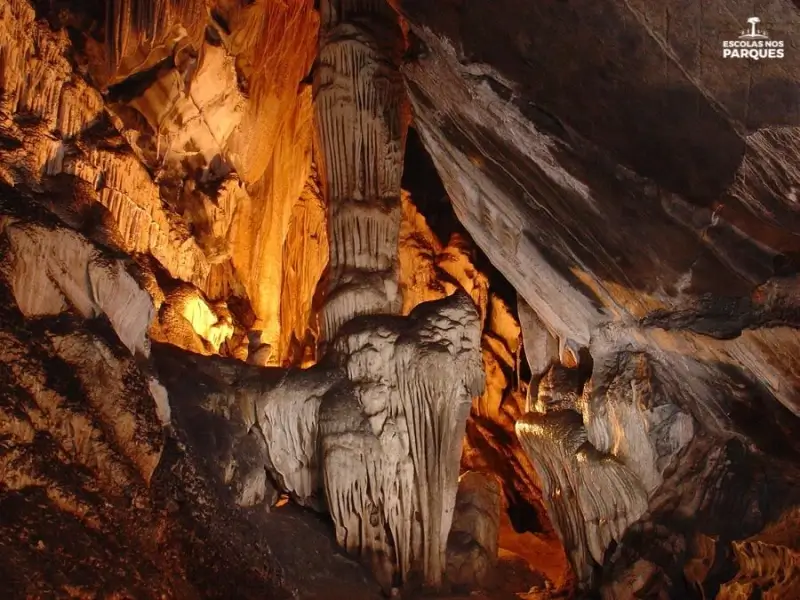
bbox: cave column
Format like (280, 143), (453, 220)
(313, 0), (409, 341)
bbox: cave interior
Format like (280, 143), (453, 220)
(0, 1), (799, 599)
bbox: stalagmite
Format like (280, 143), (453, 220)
(446, 471), (502, 588)
(318, 292), (485, 590)
(253, 368), (343, 509)
(314, 0), (409, 341)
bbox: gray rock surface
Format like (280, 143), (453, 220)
(446, 471), (502, 589)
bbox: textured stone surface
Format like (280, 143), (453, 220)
(320, 291), (485, 590)
(446, 471), (502, 589)
(1, 218), (154, 357)
(0, 0), (323, 361)
(400, 0), (800, 594)
(397, 185), (571, 593)
(314, 0), (409, 341)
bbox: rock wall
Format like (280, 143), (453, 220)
(399, 0), (800, 595)
(0, 0), (324, 363)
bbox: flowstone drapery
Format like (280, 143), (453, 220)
(319, 291), (485, 590)
(154, 291), (485, 590)
(516, 409), (648, 585)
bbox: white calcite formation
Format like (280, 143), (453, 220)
(155, 292), (485, 542)
(516, 409), (648, 586)
(252, 368), (344, 509)
(319, 292), (485, 590)
(153, 341), (340, 511)
(314, 0), (409, 341)
(311, 8), (487, 587)
(515, 331), (695, 588)
(585, 349), (695, 496)
(1, 218), (154, 357)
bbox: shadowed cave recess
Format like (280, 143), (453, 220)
(1, 0), (799, 599)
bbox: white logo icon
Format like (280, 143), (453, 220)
(722, 16), (784, 60)
(739, 17), (769, 40)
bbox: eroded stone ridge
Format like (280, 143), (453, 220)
(1, 218), (154, 358)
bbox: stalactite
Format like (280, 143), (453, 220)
(518, 295), (559, 379)
(104, 0), (206, 77)
(314, 0), (409, 342)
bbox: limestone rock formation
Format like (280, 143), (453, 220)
(314, 0), (409, 341)
(446, 471), (502, 589)
(400, 0), (800, 594)
(516, 409), (648, 585)
(3, 0), (800, 598)
(0, 192), (382, 600)
(1, 217), (154, 358)
(98, 0), (320, 350)
(717, 508), (800, 600)
(153, 345), (337, 511)
(0, 0), (213, 287)
(278, 171), (329, 366)
(150, 284), (235, 355)
(319, 291), (485, 590)
(518, 296), (559, 410)
(154, 287), (487, 593)
(1, 0), (325, 361)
